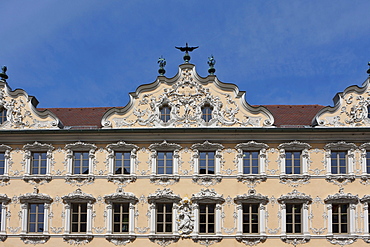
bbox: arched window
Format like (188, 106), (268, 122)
(201, 103), (213, 122)
(0, 108), (6, 125)
(160, 104), (171, 123)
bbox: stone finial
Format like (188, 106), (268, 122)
(207, 55), (216, 75)
(0, 66), (8, 81)
(158, 56), (166, 76)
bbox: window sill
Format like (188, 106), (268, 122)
(281, 235), (310, 245)
(23, 175), (52, 184)
(150, 174), (179, 186)
(237, 174), (267, 185)
(325, 174), (355, 186)
(326, 235), (357, 245)
(20, 234), (50, 244)
(63, 234), (93, 245)
(192, 174), (222, 186)
(149, 234), (180, 246)
(236, 235), (266, 245)
(65, 174), (95, 186)
(107, 174), (137, 185)
(192, 235), (222, 245)
(279, 174), (310, 186)
(105, 234), (136, 245)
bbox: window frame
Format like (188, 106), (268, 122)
(278, 141), (311, 176)
(159, 104), (171, 123)
(360, 195), (370, 236)
(18, 188), (52, 244)
(0, 145), (11, 178)
(104, 188), (138, 236)
(278, 190), (312, 237)
(148, 188), (181, 237)
(324, 142), (356, 176)
(236, 141), (269, 178)
(0, 194), (10, 238)
(191, 141), (224, 185)
(201, 102), (213, 123)
(62, 188), (95, 238)
(65, 142), (97, 177)
(0, 108), (6, 125)
(324, 189), (358, 236)
(149, 141), (181, 185)
(23, 142), (53, 182)
(191, 188), (225, 237)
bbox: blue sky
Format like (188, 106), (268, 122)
(1, 1), (369, 108)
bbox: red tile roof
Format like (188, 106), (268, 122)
(38, 105), (325, 129)
(264, 105), (325, 127)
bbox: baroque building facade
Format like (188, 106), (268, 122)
(0, 56), (370, 247)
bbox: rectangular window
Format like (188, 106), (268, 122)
(366, 152), (370, 174)
(286, 203), (302, 234)
(242, 203), (259, 233)
(199, 152), (215, 174)
(331, 152), (347, 174)
(202, 105), (213, 122)
(157, 152), (173, 175)
(160, 106), (171, 123)
(114, 152), (130, 175)
(0, 153), (5, 175)
(199, 203), (215, 234)
(285, 152), (301, 174)
(31, 152), (47, 175)
(73, 152), (89, 175)
(0, 109), (6, 124)
(156, 203), (172, 233)
(332, 204), (348, 234)
(71, 203), (87, 233)
(243, 151), (259, 174)
(28, 203), (44, 233)
(113, 203), (129, 233)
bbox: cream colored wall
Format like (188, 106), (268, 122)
(0, 141), (369, 246)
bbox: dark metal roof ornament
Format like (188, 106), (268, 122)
(0, 66), (8, 81)
(367, 62), (370, 77)
(207, 55), (216, 75)
(175, 43), (199, 63)
(158, 56), (166, 76)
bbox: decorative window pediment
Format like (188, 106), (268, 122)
(19, 188), (53, 204)
(313, 77), (370, 127)
(101, 63), (274, 128)
(234, 189), (269, 205)
(106, 141), (138, 185)
(22, 142), (54, 184)
(191, 188), (225, 204)
(0, 81), (61, 130)
(149, 141), (181, 186)
(324, 189), (359, 205)
(278, 190), (312, 205)
(65, 142), (97, 186)
(324, 142), (356, 186)
(148, 188), (181, 204)
(62, 188), (96, 204)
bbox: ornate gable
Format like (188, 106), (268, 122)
(313, 76), (370, 127)
(0, 80), (61, 130)
(102, 64), (274, 128)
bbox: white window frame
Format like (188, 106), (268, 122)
(106, 141), (138, 184)
(278, 190), (312, 237)
(191, 189), (224, 238)
(147, 189), (181, 242)
(0, 194), (10, 239)
(0, 144), (11, 179)
(278, 141), (311, 176)
(104, 188), (138, 245)
(191, 141), (223, 186)
(234, 189), (268, 241)
(361, 195), (370, 237)
(149, 141), (181, 184)
(324, 142), (356, 176)
(62, 188), (95, 244)
(360, 143), (370, 175)
(18, 188), (52, 244)
(236, 142), (268, 184)
(65, 142), (97, 176)
(324, 189), (358, 237)
(23, 142), (53, 182)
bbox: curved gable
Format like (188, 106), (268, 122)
(102, 63), (274, 128)
(0, 80), (61, 130)
(313, 77), (370, 127)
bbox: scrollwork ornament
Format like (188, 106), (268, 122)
(326, 236), (357, 246)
